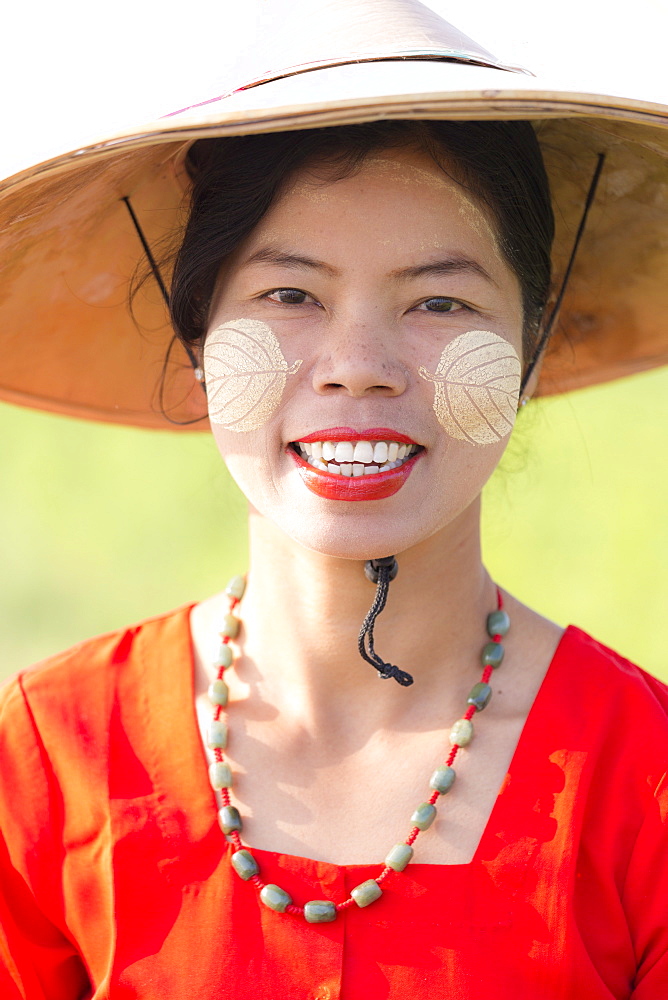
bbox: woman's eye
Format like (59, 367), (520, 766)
(417, 297), (464, 313)
(265, 288), (310, 305)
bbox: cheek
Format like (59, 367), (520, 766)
(210, 424), (281, 511)
(418, 330), (521, 446)
(203, 318), (303, 432)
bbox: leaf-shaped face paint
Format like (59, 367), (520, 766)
(203, 319), (303, 432)
(418, 330), (521, 446)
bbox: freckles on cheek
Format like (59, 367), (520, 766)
(203, 318), (302, 432)
(419, 330), (521, 446)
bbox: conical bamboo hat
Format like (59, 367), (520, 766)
(1, 0), (667, 429)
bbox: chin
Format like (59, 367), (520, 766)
(232, 456), (477, 561)
(272, 503), (442, 562)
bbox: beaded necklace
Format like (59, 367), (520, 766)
(205, 574), (509, 923)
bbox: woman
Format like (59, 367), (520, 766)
(1, 1), (667, 997)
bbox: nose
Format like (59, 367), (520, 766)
(311, 319), (407, 398)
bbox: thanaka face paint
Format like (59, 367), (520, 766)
(203, 318), (302, 432)
(288, 154), (503, 263)
(419, 330), (521, 445)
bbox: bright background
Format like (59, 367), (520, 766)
(1, 1), (667, 681)
(2, 0), (667, 177)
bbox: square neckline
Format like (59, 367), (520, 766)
(176, 605), (577, 872)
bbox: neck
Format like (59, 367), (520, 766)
(228, 501), (495, 726)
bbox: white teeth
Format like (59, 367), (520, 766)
(353, 441), (374, 463)
(296, 437), (419, 477)
(334, 441), (354, 463)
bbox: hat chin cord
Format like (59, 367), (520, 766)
(359, 557), (414, 686)
(121, 196), (207, 427)
(520, 152), (606, 396)
(123, 149), (605, 408)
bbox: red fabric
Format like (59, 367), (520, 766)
(1, 607), (667, 999)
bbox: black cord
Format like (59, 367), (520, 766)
(520, 152), (606, 396)
(358, 558), (414, 686)
(121, 195), (205, 391)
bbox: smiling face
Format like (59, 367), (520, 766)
(204, 146), (524, 559)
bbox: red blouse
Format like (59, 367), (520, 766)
(1, 606), (667, 999)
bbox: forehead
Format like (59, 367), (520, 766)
(293, 148), (460, 195)
(245, 146), (502, 260)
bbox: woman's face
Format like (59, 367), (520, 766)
(204, 147), (524, 560)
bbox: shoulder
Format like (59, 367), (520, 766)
(0, 607), (190, 780)
(558, 624), (668, 716)
(0, 604), (195, 875)
(551, 630), (668, 993)
(530, 626), (668, 836)
(2, 603), (193, 700)
(551, 625), (668, 826)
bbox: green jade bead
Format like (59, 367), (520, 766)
(304, 900), (337, 923)
(467, 681), (493, 712)
(231, 849), (259, 880)
(429, 765), (456, 794)
(209, 761), (232, 790)
(207, 720), (228, 749)
(411, 802), (437, 830)
(481, 641), (504, 668)
(208, 678), (229, 707)
(486, 609), (510, 637)
(351, 879), (383, 908)
(215, 644), (234, 669)
(450, 718), (474, 746)
(221, 613), (240, 639)
(225, 575), (247, 600)
(218, 805), (242, 835)
(260, 884), (292, 913)
(385, 843), (414, 872)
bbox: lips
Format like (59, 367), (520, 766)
(297, 427), (417, 445)
(288, 429), (424, 501)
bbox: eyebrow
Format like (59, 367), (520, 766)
(243, 245), (339, 277)
(243, 245), (495, 285)
(389, 256), (496, 285)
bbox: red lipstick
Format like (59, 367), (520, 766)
(289, 448), (422, 501)
(297, 427), (417, 445)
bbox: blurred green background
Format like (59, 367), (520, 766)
(1, 364), (667, 684)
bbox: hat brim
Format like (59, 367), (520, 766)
(2, 58), (668, 430)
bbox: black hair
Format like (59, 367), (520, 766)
(169, 120), (554, 366)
